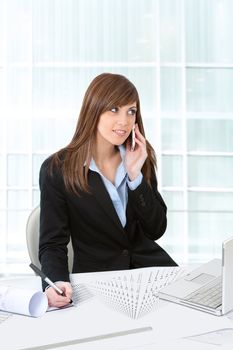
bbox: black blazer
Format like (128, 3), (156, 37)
(39, 157), (177, 287)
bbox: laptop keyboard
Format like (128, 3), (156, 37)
(184, 276), (222, 309)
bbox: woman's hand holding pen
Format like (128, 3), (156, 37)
(45, 281), (73, 307)
(125, 124), (148, 181)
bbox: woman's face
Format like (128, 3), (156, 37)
(96, 102), (137, 147)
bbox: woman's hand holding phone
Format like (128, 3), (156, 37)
(125, 124), (148, 181)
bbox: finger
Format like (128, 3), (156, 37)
(135, 126), (146, 144)
(49, 300), (70, 308)
(55, 297), (71, 305)
(46, 288), (70, 302)
(60, 285), (73, 301)
(56, 282), (73, 293)
(64, 285), (73, 293)
(134, 137), (146, 150)
(64, 289), (73, 300)
(135, 131), (146, 144)
(48, 295), (71, 307)
(134, 139), (148, 158)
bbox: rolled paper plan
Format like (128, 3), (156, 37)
(0, 285), (48, 317)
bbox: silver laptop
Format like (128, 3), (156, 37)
(159, 236), (233, 316)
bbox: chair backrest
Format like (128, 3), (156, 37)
(26, 206), (74, 272)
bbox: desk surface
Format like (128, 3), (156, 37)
(0, 269), (233, 350)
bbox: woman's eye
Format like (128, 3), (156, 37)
(110, 107), (118, 113)
(128, 109), (137, 116)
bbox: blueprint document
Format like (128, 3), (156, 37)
(0, 285), (48, 317)
(70, 266), (185, 319)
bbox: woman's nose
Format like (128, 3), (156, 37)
(116, 112), (128, 125)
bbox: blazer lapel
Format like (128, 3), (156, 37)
(88, 171), (124, 231)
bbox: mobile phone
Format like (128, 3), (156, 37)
(131, 125), (135, 151)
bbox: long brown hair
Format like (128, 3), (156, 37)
(51, 73), (157, 195)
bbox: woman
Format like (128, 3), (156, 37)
(39, 73), (177, 307)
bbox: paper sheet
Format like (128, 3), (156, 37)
(184, 328), (233, 345)
(227, 309), (233, 322)
(0, 285), (48, 317)
(70, 266), (185, 319)
(0, 311), (12, 324)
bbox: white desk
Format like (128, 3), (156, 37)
(0, 270), (233, 350)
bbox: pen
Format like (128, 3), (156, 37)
(29, 263), (65, 296)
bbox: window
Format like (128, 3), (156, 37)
(0, 0), (232, 275)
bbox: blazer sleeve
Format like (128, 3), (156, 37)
(39, 159), (70, 289)
(127, 174), (167, 241)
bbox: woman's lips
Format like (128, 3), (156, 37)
(113, 129), (127, 136)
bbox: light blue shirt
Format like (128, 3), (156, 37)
(89, 146), (143, 227)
